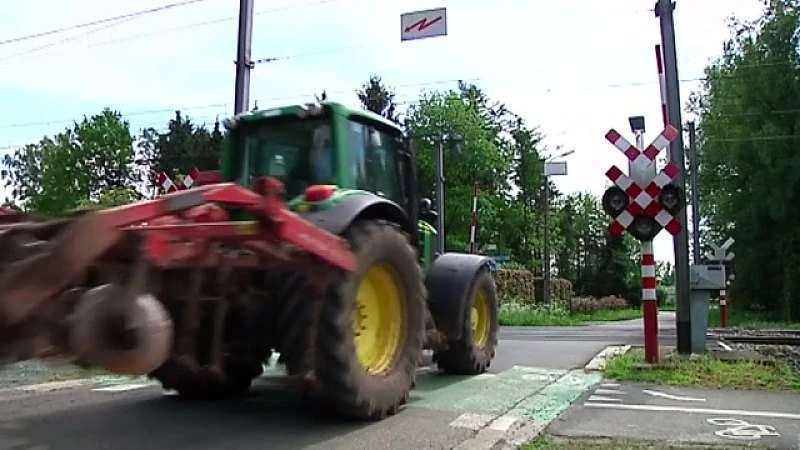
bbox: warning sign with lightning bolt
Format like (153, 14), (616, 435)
(401, 7), (448, 42)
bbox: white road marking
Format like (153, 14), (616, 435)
(642, 389), (706, 402)
(488, 415), (517, 432)
(587, 395), (621, 402)
(474, 373), (497, 380)
(707, 418), (780, 441)
(17, 380), (88, 393)
(601, 383), (620, 388)
(453, 415), (520, 450)
(585, 402), (800, 420)
(594, 388), (626, 395)
(92, 383), (151, 393)
(449, 413), (496, 431)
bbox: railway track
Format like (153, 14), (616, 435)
(710, 333), (800, 346)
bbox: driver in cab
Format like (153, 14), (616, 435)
(311, 125), (334, 183)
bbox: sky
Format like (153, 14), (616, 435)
(0, 0), (766, 262)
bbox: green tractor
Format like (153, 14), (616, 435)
(0, 100), (499, 423)
(209, 100), (500, 419)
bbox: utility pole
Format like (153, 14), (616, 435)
(656, 0), (692, 354)
(688, 121), (700, 264)
(233, 0), (255, 114)
(435, 135), (446, 255)
(542, 150), (573, 304)
(543, 181), (551, 303)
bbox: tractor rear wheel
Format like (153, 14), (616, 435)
(312, 219), (426, 420)
(435, 269), (499, 375)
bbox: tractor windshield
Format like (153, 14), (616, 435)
(232, 117), (335, 198)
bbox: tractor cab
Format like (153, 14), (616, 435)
(220, 101), (438, 266)
(222, 102), (409, 204)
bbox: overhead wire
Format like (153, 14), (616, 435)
(0, 0), (212, 46)
(0, 16), (143, 63)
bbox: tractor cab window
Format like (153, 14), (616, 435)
(349, 121), (404, 205)
(235, 118), (334, 198)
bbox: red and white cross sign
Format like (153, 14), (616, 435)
(605, 125), (678, 167)
(158, 167), (200, 194)
(605, 162), (683, 236)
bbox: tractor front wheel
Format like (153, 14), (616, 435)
(435, 269), (499, 375)
(313, 219), (426, 420)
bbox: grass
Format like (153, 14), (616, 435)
(524, 436), (743, 449)
(604, 348), (800, 392)
(707, 307), (800, 330)
(499, 302), (643, 326)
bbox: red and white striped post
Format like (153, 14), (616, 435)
(158, 172), (179, 194)
(469, 181), (479, 254)
(719, 288), (728, 328)
(641, 240), (659, 363)
(655, 45), (669, 129)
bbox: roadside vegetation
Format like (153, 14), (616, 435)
(603, 348), (800, 392)
(708, 307), (800, 330)
(525, 436), (745, 449)
(499, 302), (642, 326)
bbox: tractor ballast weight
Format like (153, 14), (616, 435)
(0, 101), (499, 422)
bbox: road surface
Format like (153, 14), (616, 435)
(550, 381), (800, 449)
(0, 314), (675, 450)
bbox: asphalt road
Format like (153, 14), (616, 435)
(551, 381), (800, 449)
(0, 314), (675, 450)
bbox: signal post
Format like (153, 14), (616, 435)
(601, 117), (685, 363)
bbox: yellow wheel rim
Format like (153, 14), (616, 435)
(471, 288), (491, 349)
(352, 263), (404, 375)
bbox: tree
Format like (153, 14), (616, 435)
(690, 0), (800, 319)
(137, 111), (223, 197)
(356, 75), (400, 123)
(2, 108), (136, 216)
(405, 85), (514, 254)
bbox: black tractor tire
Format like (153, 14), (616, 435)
(435, 268), (499, 375)
(272, 272), (314, 377)
(151, 358), (260, 401)
(311, 219), (426, 420)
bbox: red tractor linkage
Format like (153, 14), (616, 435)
(0, 175), (354, 385)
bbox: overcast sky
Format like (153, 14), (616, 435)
(0, 0), (766, 262)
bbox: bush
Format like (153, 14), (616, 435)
(570, 295), (629, 314)
(492, 269), (535, 304)
(499, 299), (573, 326)
(533, 277), (574, 308)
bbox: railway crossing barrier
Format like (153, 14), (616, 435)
(601, 119), (685, 363)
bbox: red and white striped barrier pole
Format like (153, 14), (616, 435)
(469, 181), (479, 254)
(719, 288), (728, 328)
(641, 240), (660, 363)
(157, 167), (200, 194)
(182, 168), (201, 189)
(158, 172), (178, 194)
(655, 45), (669, 129)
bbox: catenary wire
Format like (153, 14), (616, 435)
(0, 0), (213, 46)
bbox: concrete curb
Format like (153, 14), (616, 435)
(583, 345), (631, 372)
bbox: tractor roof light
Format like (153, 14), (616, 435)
(304, 184), (338, 202)
(602, 186), (630, 218)
(658, 184), (685, 215)
(629, 214), (660, 242)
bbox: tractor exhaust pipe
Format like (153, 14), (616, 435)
(69, 284), (173, 376)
